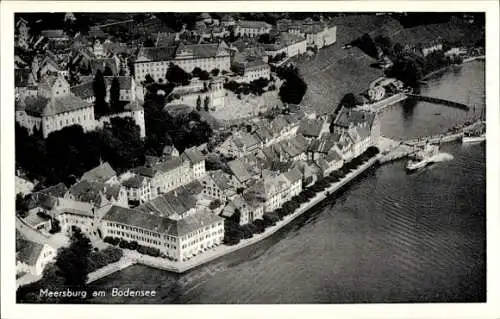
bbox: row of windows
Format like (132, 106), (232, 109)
(109, 230), (161, 245)
(107, 223), (160, 238)
(181, 230), (223, 249)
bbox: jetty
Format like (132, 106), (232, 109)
(405, 94), (470, 111)
(357, 93), (407, 113)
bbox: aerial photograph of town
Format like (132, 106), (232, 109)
(11, 10), (487, 305)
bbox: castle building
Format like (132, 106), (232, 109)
(15, 74), (95, 138)
(134, 41), (230, 82)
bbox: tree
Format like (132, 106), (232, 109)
(166, 62), (191, 86)
(374, 35), (393, 55)
(210, 68), (220, 77)
(339, 93), (358, 108)
(110, 76), (121, 112)
(209, 199), (222, 210)
(144, 74), (155, 84)
(192, 67), (202, 78)
(103, 65), (114, 76)
(199, 70), (210, 81)
(393, 43), (403, 56)
(196, 95), (202, 111)
(16, 193), (29, 218)
(143, 37), (155, 47)
(278, 66), (307, 105)
(55, 227), (92, 287)
(92, 70), (109, 116)
(204, 96), (210, 111)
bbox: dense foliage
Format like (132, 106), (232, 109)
(16, 117), (144, 186)
(143, 92), (213, 155)
(166, 62), (192, 86)
(278, 66), (308, 105)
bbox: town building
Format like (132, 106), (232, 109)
(166, 78), (226, 110)
(100, 204), (225, 262)
(57, 162), (128, 238)
(215, 131), (263, 158)
(332, 106), (380, 143)
(181, 146), (206, 179)
(264, 33), (307, 58)
(226, 157), (262, 188)
(16, 238), (56, 276)
(253, 114), (301, 147)
(231, 58), (271, 82)
(15, 74), (96, 138)
(244, 168), (303, 213)
(134, 41), (231, 82)
(221, 194), (264, 226)
(314, 148), (344, 177)
(298, 115), (331, 140)
(282, 19), (337, 49)
(200, 170), (237, 203)
(119, 172), (155, 205)
(234, 20), (272, 38)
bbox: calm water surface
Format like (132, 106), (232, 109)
(89, 61), (486, 304)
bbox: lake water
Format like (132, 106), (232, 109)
(88, 61), (486, 304)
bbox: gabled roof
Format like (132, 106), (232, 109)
(121, 174), (147, 189)
(298, 119), (324, 138)
(36, 182), (68, 198)
(208, 170), (235, 193)
(137, 46), (177, 62)
(104, 206), (223, 237)
(175, 42), (229, 59)
(283, 168), (302, 183)
(325, 149), (343, 163)
(23, 95), (91, 117)
(227, 158), (254, 183)
(181, 147), (204, 165)
(70, 81), (94, 100)
(236, 20), (272, 29)
(334, 107), (374, 129)
(81, 162), (116, 183)
(16, 238), (46, 266)
(23, 211), (51, 228)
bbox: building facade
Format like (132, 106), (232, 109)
(134, 42), (231, 82)
(234, 20), (272, 38)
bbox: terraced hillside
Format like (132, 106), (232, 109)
(298, 15), (484, 114)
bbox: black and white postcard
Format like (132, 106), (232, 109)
(1, 1), (499, 319)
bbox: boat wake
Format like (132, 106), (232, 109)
(432, 152), (454, 162)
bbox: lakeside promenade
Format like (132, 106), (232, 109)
(87, 154), (382, 280)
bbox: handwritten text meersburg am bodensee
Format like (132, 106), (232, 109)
(39, 288), (157, 299)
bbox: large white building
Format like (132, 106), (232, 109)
(15, 75), (95, 138)
(100, 202), (224, 261)
(264, 33), (307, 58)
(134, 42), (231, 82)
(16, 74), (147, 139)
(234, 20), (272, 38)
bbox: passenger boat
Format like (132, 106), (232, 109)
(406, 143), (440, 172)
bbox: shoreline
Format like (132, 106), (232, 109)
(88, 155), (381, 281)
(421, 55), (484, 81)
